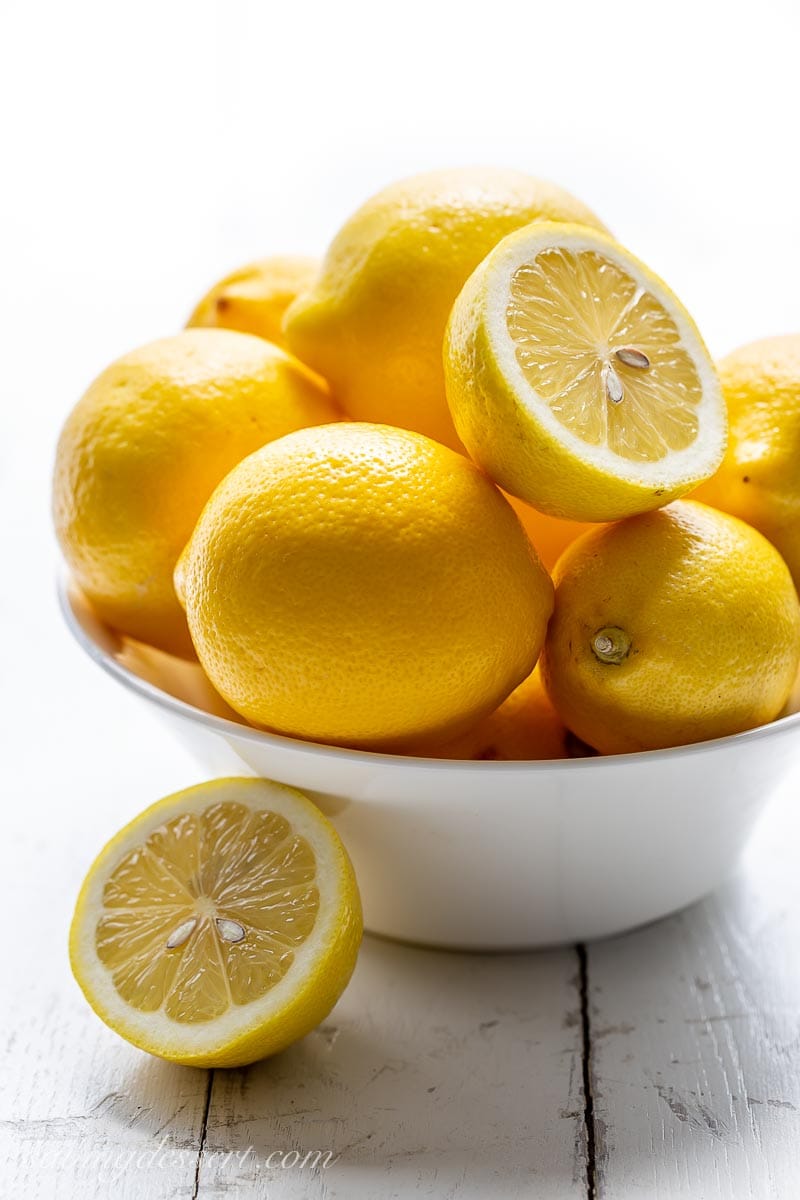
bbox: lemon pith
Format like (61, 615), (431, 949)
(70, 779), (362, 1067)
(445, 223), (726, 521)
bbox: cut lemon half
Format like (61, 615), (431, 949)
(69, 778), (362, 1067)
(444, 223), (726, 521)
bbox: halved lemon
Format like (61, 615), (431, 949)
(69, 778), (362, 1067)
(444, 223), (726, 521)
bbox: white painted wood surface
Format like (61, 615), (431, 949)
(586, 779), (800, 1199)
(196, 939), (586, 1199)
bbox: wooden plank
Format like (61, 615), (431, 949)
(585, 780), (800, 1199)
(0, 613), (213, 1199)
(196, 936), (588, 1199)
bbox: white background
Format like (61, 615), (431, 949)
(3, 4), (800, 1197)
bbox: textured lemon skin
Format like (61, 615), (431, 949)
(541, 501), (800, 754)
(283, 168), (607, 451)
(178, 423), (554, 748)
(69, 779), (362, 1069)
(405, 667), (572, 761)
(504, 492), (595, 572)
(187, 256), (319, 349)
(53, 329), (338, 657)
(695, 335), (800, 589)
(444, 223), (725, 521)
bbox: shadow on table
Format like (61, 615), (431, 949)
(582, 803), (800, 1195)
(189, 935), (587, 1196)
(93, 814), (800, 1199)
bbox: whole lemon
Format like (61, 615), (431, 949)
(283, 168), (607, 450)
(53, 329), (338, 656)
(541, 501), (800, 754)
(504, 493), (595, 573)
(695, 334), (800, 588)
(187, 255), (319, 348)
(407, 667), (575, 761)
(177, 423), (554, 748)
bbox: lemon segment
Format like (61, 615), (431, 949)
(70, 779), (362, 1067)
(445, 224), (726, 521)
(508, 248), (703, 462)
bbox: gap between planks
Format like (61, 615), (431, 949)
(189, 943), (596, 1198)
(578, 942), (598, 1200)
(192, 1070), (214, 1200)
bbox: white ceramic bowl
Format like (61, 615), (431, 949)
(59, 577), (800, 951)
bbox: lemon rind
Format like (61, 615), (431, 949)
(69, 778), (361, 1066)
(446, 223), (726, 521)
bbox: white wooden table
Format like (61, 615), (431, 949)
(3, 532), (800, 1198)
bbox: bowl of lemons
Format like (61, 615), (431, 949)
(56, 167), (800, 960)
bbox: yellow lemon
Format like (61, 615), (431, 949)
(187, 255), (319, 348)
(177, 423), (553, 748)
(70, 778), (362, 1068)
(695, 334), (800, 588)
(445, 222), (726, 520)
(283, 168), (607, 450)
(53, 329), (338, 656)
(541, 501), (800, 754)
(504, 493), (595, 573)
(412, 667), (577, 761)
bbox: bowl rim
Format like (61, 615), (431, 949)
(58, 573), (800, 774)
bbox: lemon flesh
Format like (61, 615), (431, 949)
(445, 224), (725, 522)
(508, 248), (703, 463)
(70, 779), (362, 1067)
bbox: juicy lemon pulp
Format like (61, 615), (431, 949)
(506, 248), (703, 463)
(96, 801), (320, 1023)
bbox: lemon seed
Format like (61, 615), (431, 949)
(165, 917), (198, 949)
(216, 918), (246, 943)
(604, 364), (624, 405)
(615, 346), (650, 369)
